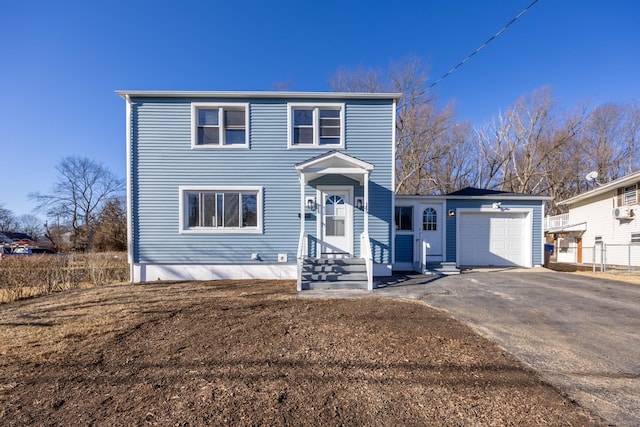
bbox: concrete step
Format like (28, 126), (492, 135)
(304, 258), (365, 266)
(305, 280), (368, 290)
(301, 258), (368, 290)
(302, 264), (366, 274)
(302, 272), (368, 282)
(425, 262), (460, 275)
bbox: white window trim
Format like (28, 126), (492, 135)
(191, 103), (250, 149)
(179, 185), (263, 234)
(623, 184), (637, 206)
(287, 102), (345, 149)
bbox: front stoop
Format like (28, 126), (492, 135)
(424, 262), (460, 275)
(301, 258), (368, 290)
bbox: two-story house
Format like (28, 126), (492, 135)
(545, 170), (640, 267)
(118, 90), (549, 290)
(117, 91), (399, 290)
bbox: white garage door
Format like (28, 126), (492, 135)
(458, 212), (529, 267)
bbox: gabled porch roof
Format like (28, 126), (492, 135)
(295, 150), (374, 185)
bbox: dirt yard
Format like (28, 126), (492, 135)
(0, 280), (604, 426)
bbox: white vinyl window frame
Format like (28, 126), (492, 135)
(191, 103), (250, 149)
(623, 184), (637, 206)
(287, 102), (345, 149)
(179, 185), (263, 234)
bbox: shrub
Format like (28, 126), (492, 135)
(0, 252), (128, 303)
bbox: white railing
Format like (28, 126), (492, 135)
(544, 213), (570, 231)
(360, 232), (373, 290)
(296, 230), (306, 291)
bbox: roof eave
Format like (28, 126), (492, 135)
(115, 90), (403, 101)
(558, 170), (640, 206)
(395, 194), (552, 201)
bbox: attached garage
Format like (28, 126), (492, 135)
(457, 211), (532, 267)
(393, 188), (549, 273)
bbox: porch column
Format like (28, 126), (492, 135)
(364, 171), (370, 234)
(299, 174), (305, 246)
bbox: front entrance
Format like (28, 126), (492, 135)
(317, 186), (353, 258)
(420, 204), (443, 267)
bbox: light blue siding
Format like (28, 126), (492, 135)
(445, 199), (544, 266)
(130, 97), (394, 266)
(395, 235), (414, 263)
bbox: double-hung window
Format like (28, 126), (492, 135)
(191, 103), (249, 148)
(180, 186), (262, 233)
(288, 103), (344, 148)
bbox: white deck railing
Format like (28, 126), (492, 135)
(360, 232), (373, 290)
(544, 213), (570, 231)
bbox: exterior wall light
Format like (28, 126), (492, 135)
(355, 197), (364, 210)
(448, 210), (455, 217)
(306, 197), (316, 211)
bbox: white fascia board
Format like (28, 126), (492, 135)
(295, 151), (374, 172)
(558, 171), (640, 206)
(116, 90), (402, 102)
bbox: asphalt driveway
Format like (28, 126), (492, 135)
(370, 269), (640, 426)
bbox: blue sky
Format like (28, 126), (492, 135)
(1, 0), (639, 218)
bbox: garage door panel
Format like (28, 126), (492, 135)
(459, 212), (528, 267)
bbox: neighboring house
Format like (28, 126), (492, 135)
(545, 170), (640, 267)
(3, 232), (36, 245)
(118, 90), (549, 290)
(395, 188), (549, 272)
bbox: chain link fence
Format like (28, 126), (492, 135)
(563, 244), (640, 273)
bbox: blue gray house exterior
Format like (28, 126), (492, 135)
(117, 91), (399, 290)
(118, 91), (550, 289)
(394, 188), (550, 272)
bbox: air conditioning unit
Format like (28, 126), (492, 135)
(613, 206), (634, 219)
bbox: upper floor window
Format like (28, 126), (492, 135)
(179, 186), (262, 234)
(423, 207), (437, 231)
(288, 103), (344, 148)
(395, 206), (413, 231)
(191, 103), (249, 148)
(623, 184), (637, 206)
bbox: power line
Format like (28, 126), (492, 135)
(429, 0), (540, 89)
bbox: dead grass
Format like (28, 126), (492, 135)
(0, 280), (604, 426)
(569, 270), (640, 285)
(0, 252), (128, 303)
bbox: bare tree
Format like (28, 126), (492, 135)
(475, 87), (586, 200)
(16, 214), (45, 241)
(329, 57), (461, 194)
(30, 157), (124, 252)
(329, 65), (387, 93)
(579, 103), (629, 182)
(621, 100), (640, 174)
(474, 113), (515, 190)
(427, 121), (477, 194)
(0, 204), (17, 233)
